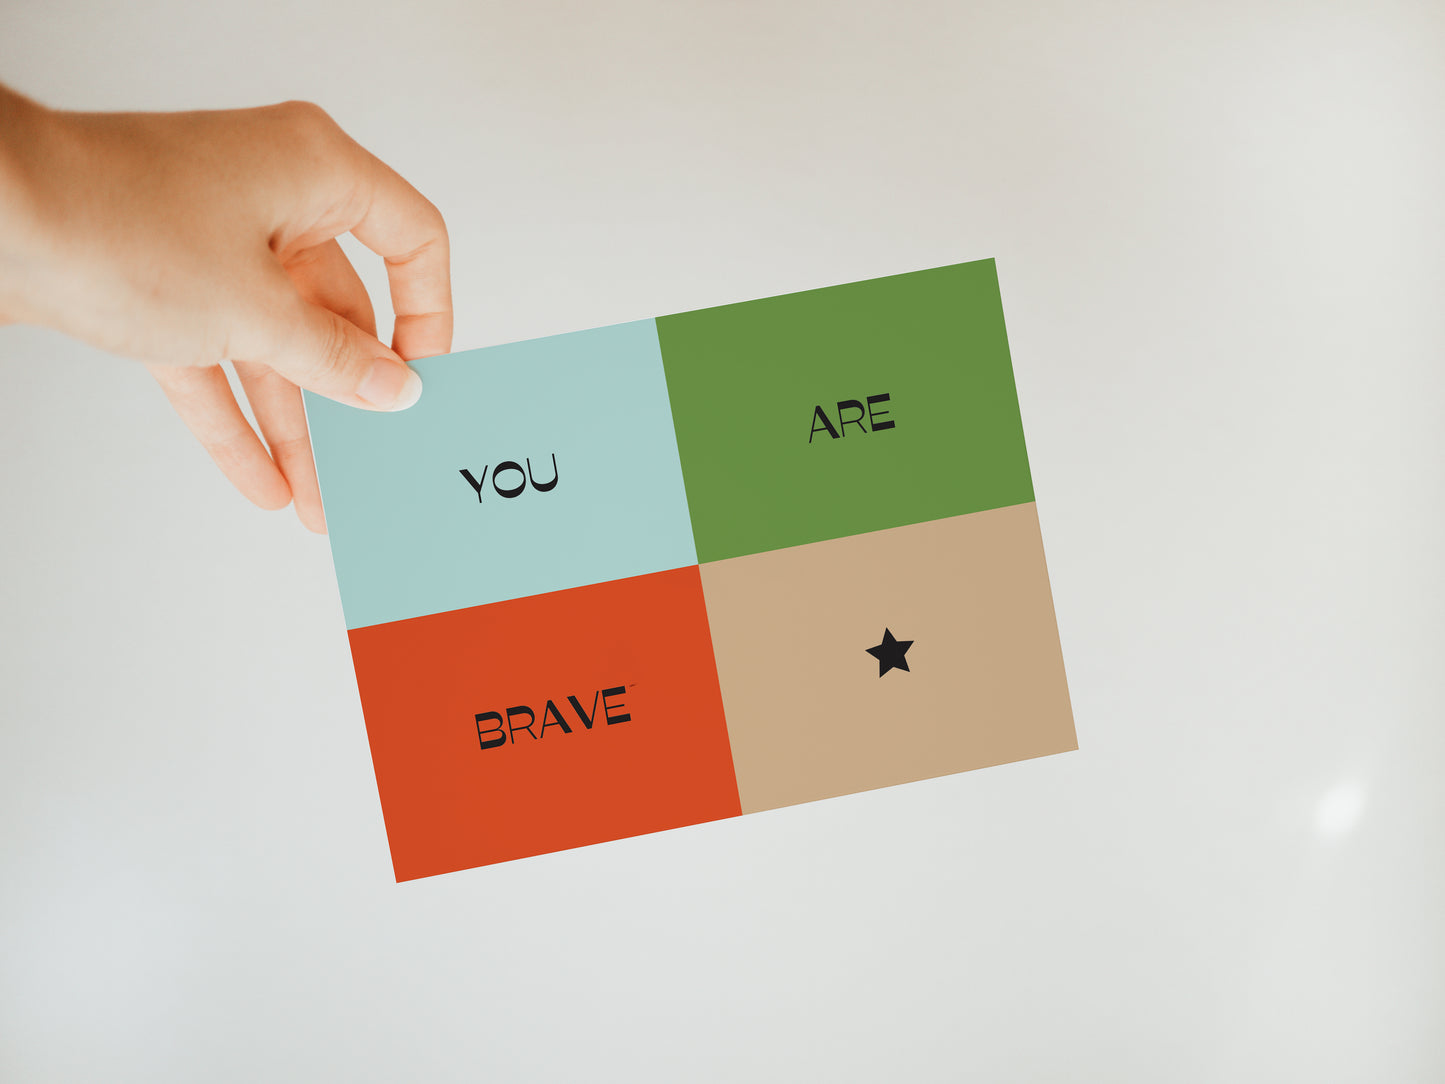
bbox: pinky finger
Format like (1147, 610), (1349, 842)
(148, 363), (291, 512)
(233, 360), (326, 534)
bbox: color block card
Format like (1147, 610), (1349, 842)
(305, 258), (1076, 881)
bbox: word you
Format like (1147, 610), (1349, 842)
(459, 454), (559, 503)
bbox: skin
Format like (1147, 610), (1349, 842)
(0, 84), (452, 533)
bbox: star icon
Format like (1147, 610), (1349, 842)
(865, 628), (913, 677)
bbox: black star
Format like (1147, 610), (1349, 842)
(866, 628), (913, 677)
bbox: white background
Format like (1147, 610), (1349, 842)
(2, 2), (1442, 1080)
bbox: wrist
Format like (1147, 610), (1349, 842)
(0, 87), (69, 326)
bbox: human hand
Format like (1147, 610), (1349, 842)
(0, 87), (451, 533)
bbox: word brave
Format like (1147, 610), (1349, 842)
(808, 394), (895, 443)
(458, 454), (559, 503)
(474, 685), (631, 750)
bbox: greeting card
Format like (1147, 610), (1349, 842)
(305, 258), (1076, 880)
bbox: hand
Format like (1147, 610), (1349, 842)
(0, 87), (452, 533)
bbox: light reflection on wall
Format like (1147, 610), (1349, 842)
(1315, 780), (1366, 838)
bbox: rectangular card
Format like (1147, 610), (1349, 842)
(304, 258), (1076, 880)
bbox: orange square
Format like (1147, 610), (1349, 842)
(348, 566), (741, 879)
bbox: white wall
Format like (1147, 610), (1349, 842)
(1, 2), (1442, 1080)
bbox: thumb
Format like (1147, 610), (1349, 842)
(253, 293), (423, 412)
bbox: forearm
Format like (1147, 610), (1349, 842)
(0, 87), (187, 349)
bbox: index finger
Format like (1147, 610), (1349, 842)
(350, 154), (453, 363)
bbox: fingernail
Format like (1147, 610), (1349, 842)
(358, 360), (423, 411)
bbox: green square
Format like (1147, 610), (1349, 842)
(656, 258), (1035, 563)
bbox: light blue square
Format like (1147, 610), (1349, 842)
(304, 319), (698, 629)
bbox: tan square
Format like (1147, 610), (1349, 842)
(699, 503), (1076, 814)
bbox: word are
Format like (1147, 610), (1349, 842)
(808, 394), (895, 443)
(474, 685), (631, 750)
(459, 454), (559, 503)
